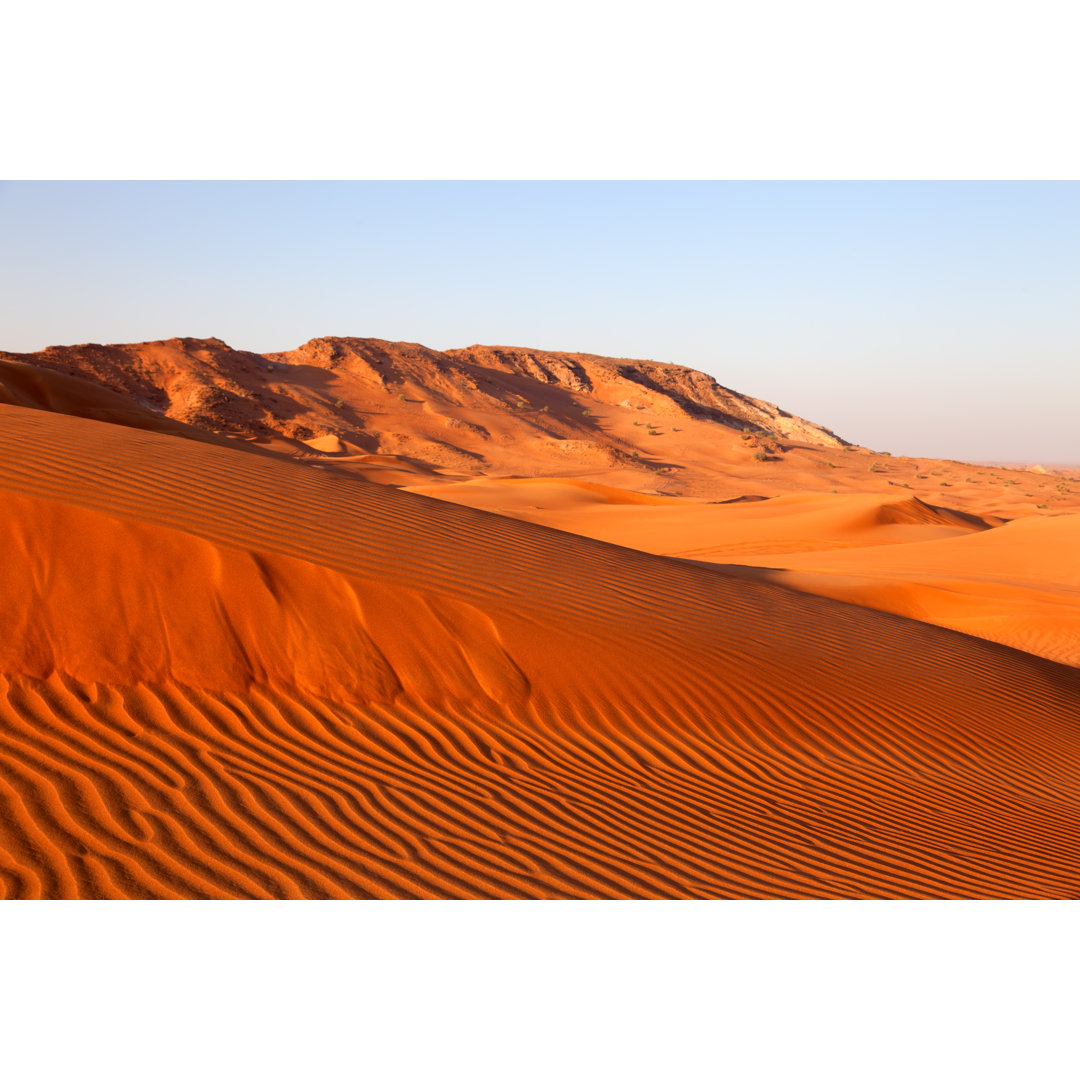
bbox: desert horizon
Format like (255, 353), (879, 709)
(1, 330), (1078, 898)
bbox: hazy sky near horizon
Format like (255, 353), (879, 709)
(1, 180), (1076, 462)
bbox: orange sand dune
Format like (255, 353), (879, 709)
(412, 483), (1080, 667)
(409, 484), (994, 553)
(713, 514), (1080, 667)
(2, 403), (1080, 898)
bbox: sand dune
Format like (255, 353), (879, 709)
(408, 483), (994, 552)
(713, 514), (1080, 667)
(409, 481), (1080, 666)
(2, 402), (1080, 898)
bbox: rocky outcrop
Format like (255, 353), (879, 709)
(1, 335), (850, 472)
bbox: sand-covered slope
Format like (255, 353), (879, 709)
(715, 512), (1080, 667)
(406, 481), (1080, 666)
(2, 402), (1080, 898)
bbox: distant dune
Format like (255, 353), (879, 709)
(1, 337), (1078, 898)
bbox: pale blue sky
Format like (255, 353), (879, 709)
(1, 181), (1076, 461)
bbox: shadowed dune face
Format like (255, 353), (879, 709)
(2, 404), (1080, 898)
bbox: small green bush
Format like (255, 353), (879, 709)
(753, 450), (769, 462)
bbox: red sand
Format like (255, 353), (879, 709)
(415, 481), (1079, 666)
(1, 340), (1079, 898)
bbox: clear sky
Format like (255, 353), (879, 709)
(1, 181), (1076, 462)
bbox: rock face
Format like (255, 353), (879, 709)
(1, 335), (849, 472)
(447, 344), (844, 446)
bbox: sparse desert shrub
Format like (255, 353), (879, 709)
(915, 474), (928, 479)
(541, 405), (549, 413)
(631, 450), (640, 459)
(649, 429), (660, 436)
(398, 392), (406, 401)
(516, 400), (527, 409)
(868, 463), (879, 472)
(753, 450), (769, 462)
(334, 399), (344, 408)
(740, 433), (753, 441)
(672, 427), (680, 432)
(940, 481), (950, 486)
(633, 421), (641, 426)
(582, 409), (591, 417)
(826, 461), (838, 468)
(1038, 503), (1048, 509)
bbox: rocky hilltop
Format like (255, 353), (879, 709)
(0, 336), (847, 477)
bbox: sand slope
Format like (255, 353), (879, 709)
(2, 403), (1080, 898)
(409, 482), (1080, 666)
(714, 513), (1080, 667)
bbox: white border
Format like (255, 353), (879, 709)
(3, 900), (1078, 1078)
(4, 1), (1080, 179)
